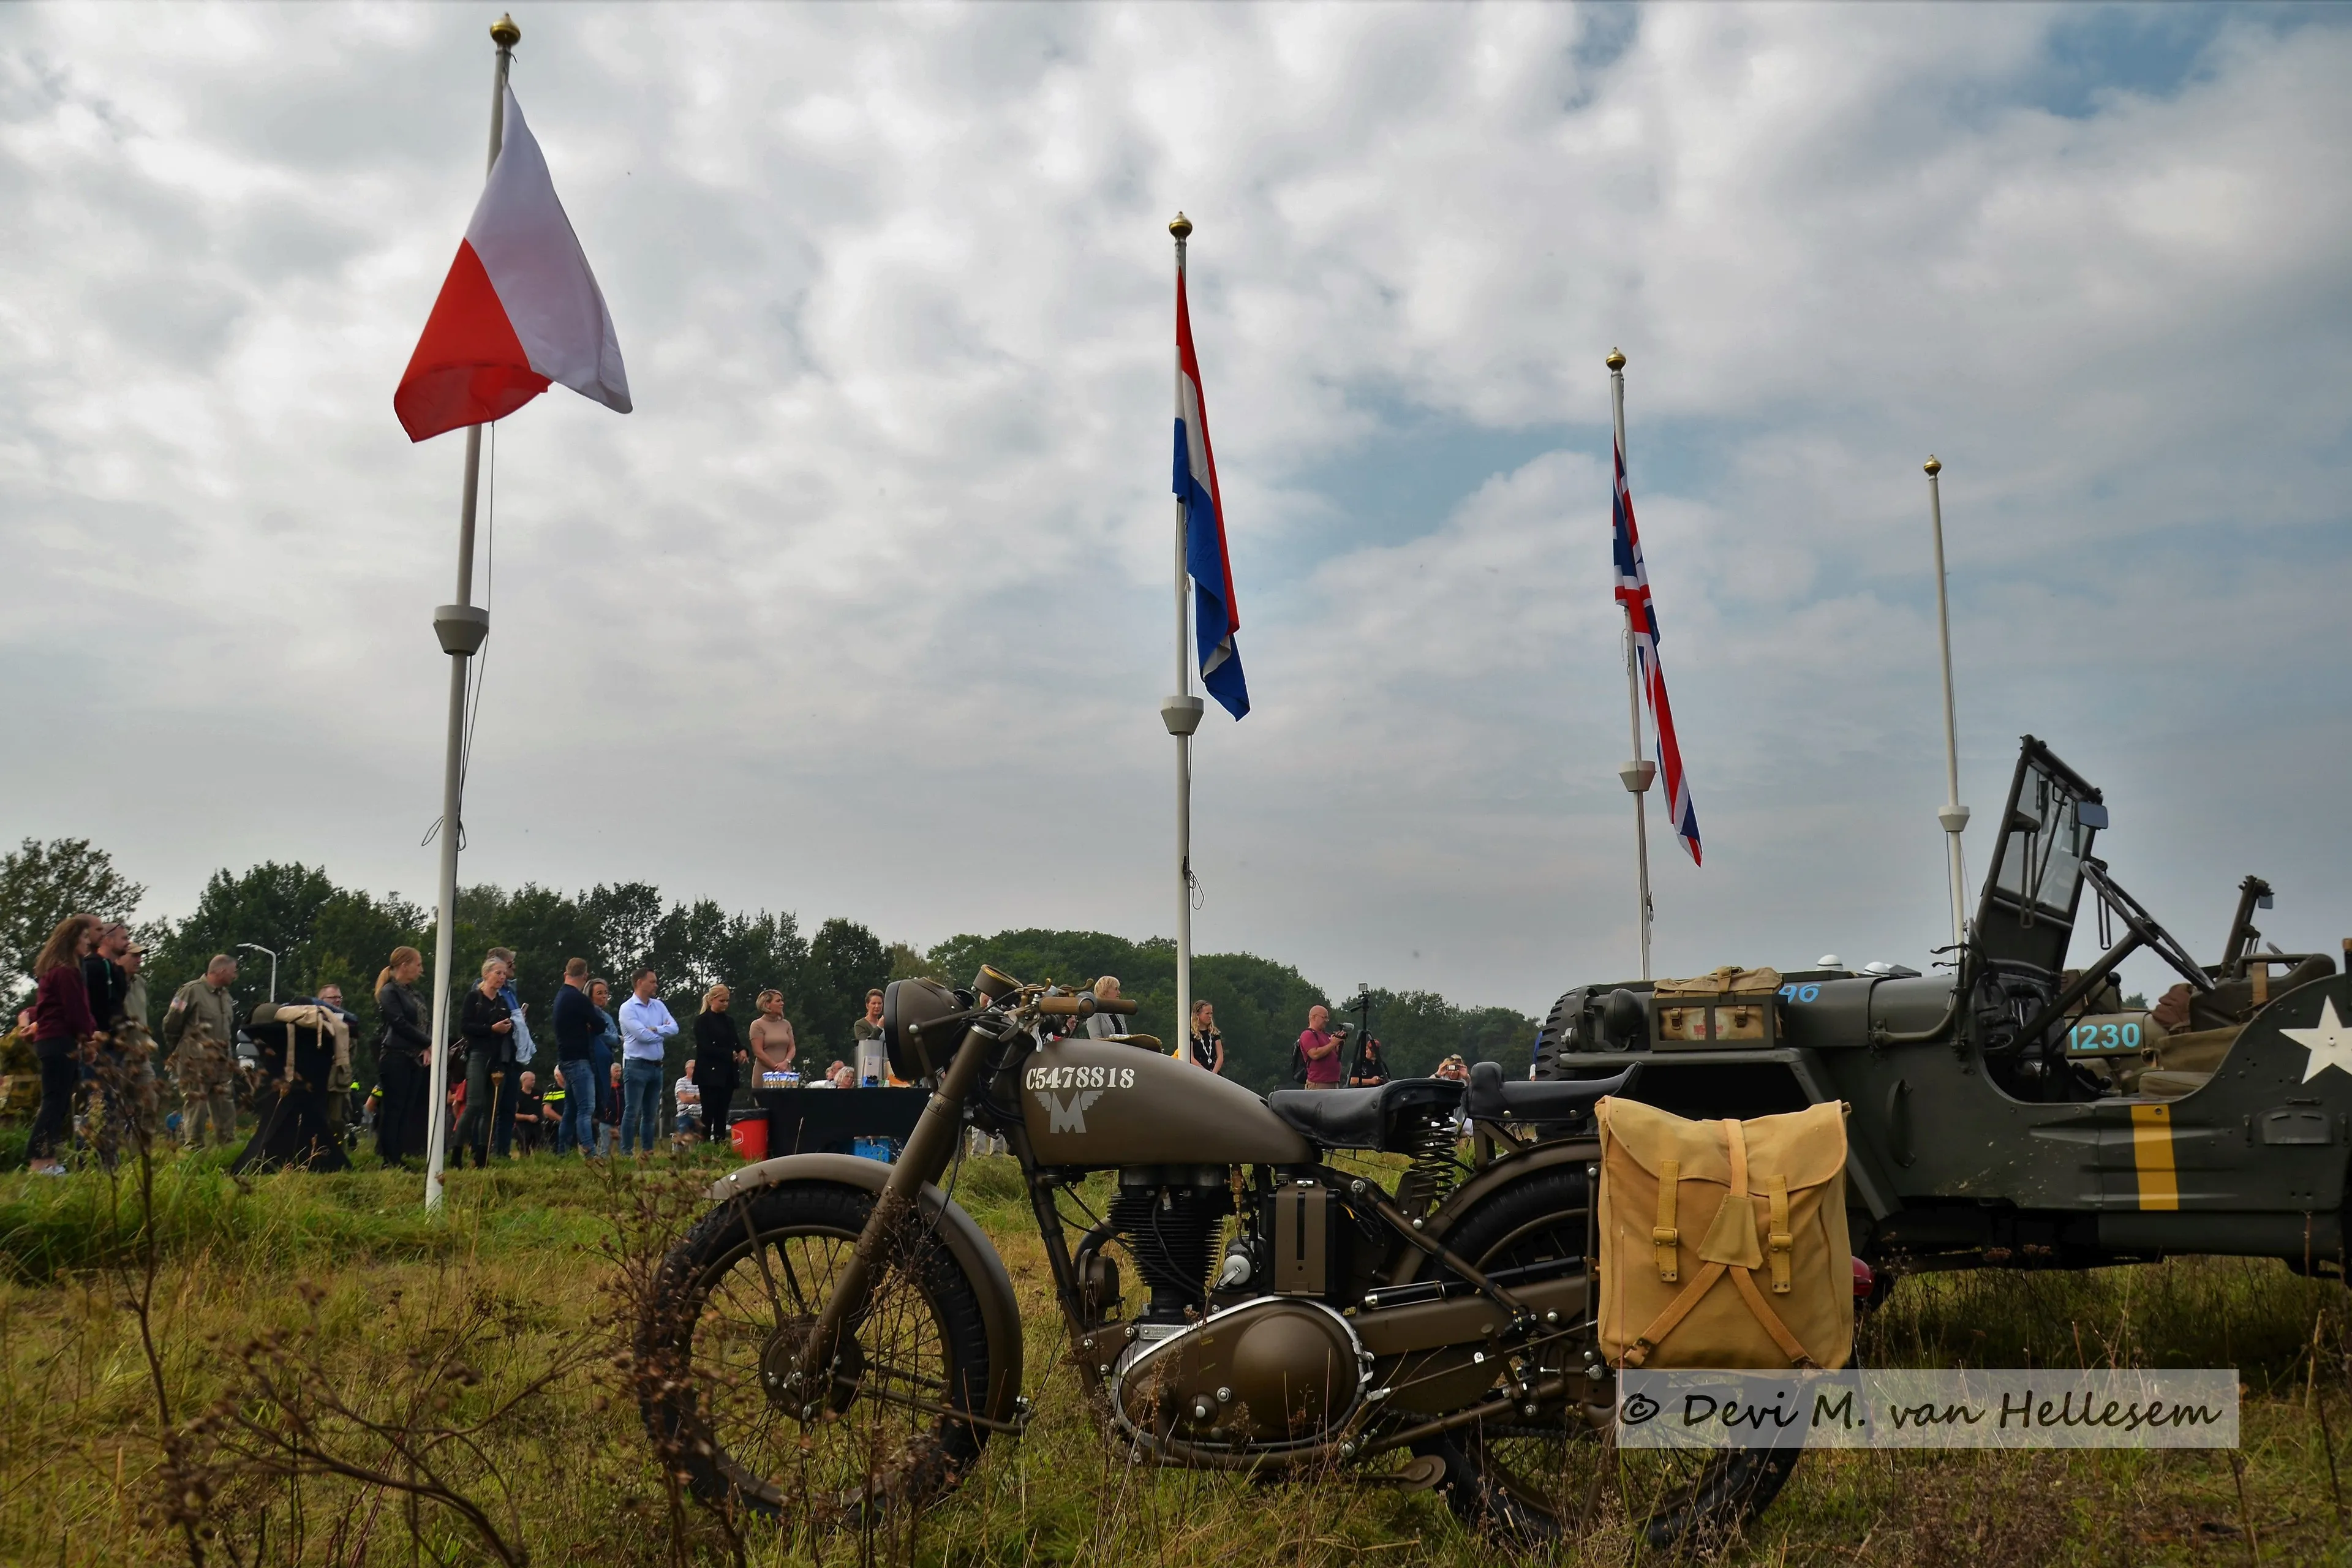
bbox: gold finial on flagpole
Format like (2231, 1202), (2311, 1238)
(1924, 454), (1942, 477)
(1605, 347), (1626, 371)
(1169, 211), (1193, 241)
(491, 13), (520, 49)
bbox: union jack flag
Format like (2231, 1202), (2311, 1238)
(1611, 437), (1701, 865)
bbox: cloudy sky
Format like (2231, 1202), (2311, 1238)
(3, 2), (2348, 1015)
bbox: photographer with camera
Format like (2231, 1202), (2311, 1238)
(1292, 1005), (1344, 1090)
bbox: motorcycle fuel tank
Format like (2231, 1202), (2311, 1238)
(1022, 1038), (1314, 1166)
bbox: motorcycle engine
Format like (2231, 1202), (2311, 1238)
(1109, 1165), (1232, 1324)
(1112, 1298), (1368, 1450)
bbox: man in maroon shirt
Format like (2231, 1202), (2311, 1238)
(1297, 1005), (1344, 1090)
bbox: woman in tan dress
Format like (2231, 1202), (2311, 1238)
(748, 989), (797, 1077)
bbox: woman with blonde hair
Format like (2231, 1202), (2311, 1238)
(372, 945), (431, 1166)
(691, 983), (746, 1144)
(1084, 975), (1123, 1040)
(748, 989), (796, 1077)
(25, 914), (104, 1174)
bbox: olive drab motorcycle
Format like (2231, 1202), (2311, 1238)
(636, 967), (1791, 1546)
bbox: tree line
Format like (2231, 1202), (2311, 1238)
(1, 838), (1537, 1094)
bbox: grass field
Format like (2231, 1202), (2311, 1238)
(2, 1142), (2348, 1567)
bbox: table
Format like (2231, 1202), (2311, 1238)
(751, 1086), (929, 1158)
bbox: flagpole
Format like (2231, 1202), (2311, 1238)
(1924, 455), (1970, 952)
(1163, 213), (1204, 1063)
(1607, 349), (1654, 982)
(421, 13), (518, 1210)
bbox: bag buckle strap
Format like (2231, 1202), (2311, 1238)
(1766, 1173), (1793, 1294)
(1653, 1158), (1681, 1282)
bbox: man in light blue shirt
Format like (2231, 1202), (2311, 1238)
(616, 968), (678, 1156)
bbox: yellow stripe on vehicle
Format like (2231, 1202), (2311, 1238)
(2130, 1103), (2178, 1211)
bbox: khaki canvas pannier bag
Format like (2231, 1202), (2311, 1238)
(1651, 965), (1782, 1049)
(1596, 1096), (1852, 1370)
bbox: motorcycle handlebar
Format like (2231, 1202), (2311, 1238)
(1034, 995), (1142, 1017)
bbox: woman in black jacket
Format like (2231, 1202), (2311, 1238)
(373, 946), (432, 1166)
(692, 984), (747, 1144)
(454, 956), (514, 1167)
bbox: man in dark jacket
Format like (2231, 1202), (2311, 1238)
(550, 957), (600, 1159)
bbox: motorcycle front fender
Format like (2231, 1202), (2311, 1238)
(707, 1153), (1025, 1427)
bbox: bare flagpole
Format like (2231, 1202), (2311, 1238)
(1163, 213), (1205, 1063)
(1608, 349), (1654, 982)
(1924, 455), (1970, 952)
(421, 13), (518, 1209)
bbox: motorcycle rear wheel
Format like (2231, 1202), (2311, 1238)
(1409, 1166), (1803, 1551)
(638, 1181), (995, 1522)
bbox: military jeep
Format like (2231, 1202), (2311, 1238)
(1535, 736), (2351, 1278)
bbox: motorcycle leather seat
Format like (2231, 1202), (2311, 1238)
(1265, 1078), (1463, 1150)
(1465, 1059), (1637, 1123)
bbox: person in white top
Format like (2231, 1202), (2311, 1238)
(673, 1058), (703, 1145)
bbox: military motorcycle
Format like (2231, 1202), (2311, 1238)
(636, 968), (1795, 1545)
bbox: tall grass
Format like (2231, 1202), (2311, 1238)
(0, 1146), (612, 1283)
(1, 1148), (2346, 1566)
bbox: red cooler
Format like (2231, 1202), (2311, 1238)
(728, 1109), (769, 1161)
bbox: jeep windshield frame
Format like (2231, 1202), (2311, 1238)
(1975, 737), (2105, 978)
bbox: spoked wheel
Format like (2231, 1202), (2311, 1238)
(1409, 1167), (1801, 1552)
(637, 1181), (994, 1522)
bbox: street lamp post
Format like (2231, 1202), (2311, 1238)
(237, 943), (279, 1003)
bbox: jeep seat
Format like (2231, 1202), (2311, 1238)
(1266, 1079), (1462, 1151)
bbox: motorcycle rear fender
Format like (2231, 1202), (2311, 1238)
(1378, 1136), (1600, 1289)
(707, 1154), (1025, 1426)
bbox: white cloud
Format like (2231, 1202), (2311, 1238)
(0, 3), (2346, 1019)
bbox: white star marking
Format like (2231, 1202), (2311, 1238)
(2280, 997), (2352, 1085)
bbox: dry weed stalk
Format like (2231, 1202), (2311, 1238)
(160, 1274), (600, 1566)
(81, 1030), (609, 1568)
(89, 1025), (211, 1568)
(601, 1156), (750, 1568)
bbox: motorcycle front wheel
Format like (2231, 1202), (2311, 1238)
(637, 1180), (997, 1522)
(1409, 1165), (1803, 1551)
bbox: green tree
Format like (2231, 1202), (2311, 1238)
(0, 838), (148, 1005)
(147, 863), (428, 1083)
(456, 882), (606, 1010)
(1346, 989), (1537, 1080)
(802, 918), (889, 1058)
(920, 930), (1537, 1094)
(581, 881), (662, 982)
(923, 929), (1329, 1093)
(1188, 949), (1330, 1091)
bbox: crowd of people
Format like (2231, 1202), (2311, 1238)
(16, 932), (1439, 1175)
(9, 918), (900, 1173)
(380, 953), (890, 1167)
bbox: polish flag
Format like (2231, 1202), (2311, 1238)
(394, 86), (630, 443)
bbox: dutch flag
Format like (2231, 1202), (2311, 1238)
(1174, 265), (1249, 720)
